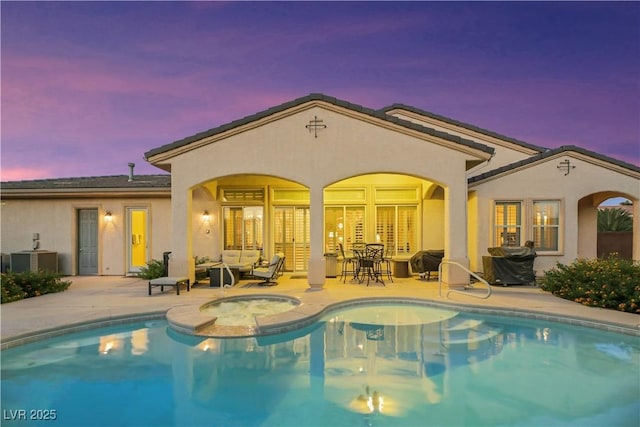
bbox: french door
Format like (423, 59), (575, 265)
(127, 207), (148, 273)
(274, 206), (310, 272)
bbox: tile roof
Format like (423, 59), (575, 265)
(1, 174), (171, 190)
(144, 93), (495, 159)
(468, 145), (640, 184)
(380, 103), (548, 154)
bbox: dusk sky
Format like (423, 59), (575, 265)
(2, 1), (639, 181)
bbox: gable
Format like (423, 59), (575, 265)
(468, 146), (640, 201)
(381, 104), (546, 169)
(144, 93), (495, 171)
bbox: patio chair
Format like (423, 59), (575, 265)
(339, 243), (358, 283)
(250, 252), (285, 286)
(356, 244), (385, 286)
(378, 243), (394, 282)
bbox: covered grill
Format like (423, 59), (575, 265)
(482, 244), (536, 286)
(410, 250), (445, 280)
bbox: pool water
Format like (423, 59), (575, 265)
(201, 297), (299, 326)
(2, 303), (639, 427)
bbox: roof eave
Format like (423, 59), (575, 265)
(0, 187), (171, 200)
(468, 146), (640, 186)
(381, 104), (547, 155)
(144, 93), (495, 163)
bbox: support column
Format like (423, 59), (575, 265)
(442, 176), (470, 286)
(169, 180), (194, 283)
(307, 185), (326, 289)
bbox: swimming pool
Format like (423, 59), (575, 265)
(2, 302), (638, 426)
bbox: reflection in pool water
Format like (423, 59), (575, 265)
(1, 303), (639, 426)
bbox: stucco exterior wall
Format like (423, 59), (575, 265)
(1, 197), (171, 276)
(166, 106), (481, 187)
(469, 154), (640, 273)
(162, 104), (484, 283)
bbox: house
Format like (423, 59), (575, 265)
(1, 172), (171, 275)
(2, 94), (638, 288)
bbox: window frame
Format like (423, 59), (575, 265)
(531, 199), (562, 254)
(375, 204), (418, 256)
(493, 201), (523, 247)
(491, 199), (564, 255)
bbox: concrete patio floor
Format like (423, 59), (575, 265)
(2, 273), (639, 349)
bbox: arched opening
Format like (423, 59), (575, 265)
(578, 192), (637, 260)
(323, 173), (446, 282)
(191, 174), (310, 273)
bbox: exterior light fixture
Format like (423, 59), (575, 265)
(104, 211), (113, 221)
(202, 210), (210, 222)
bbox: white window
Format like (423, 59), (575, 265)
(223, 206), (263, 251)
(494, 202), (522, 246)
(324, 206), (365, 253)
(532, 201), (560, 252)
(376, 205), (417, 256)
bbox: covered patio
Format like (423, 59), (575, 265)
(146, 95), (494, 289)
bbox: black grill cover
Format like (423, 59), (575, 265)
(483, 246), (536, 285)
(410, 250), (445, 274)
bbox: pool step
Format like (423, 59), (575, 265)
(440, 317), (502, 345)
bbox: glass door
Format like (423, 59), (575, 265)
(127, 207), (148, 273)
(274, 206), (310, 272)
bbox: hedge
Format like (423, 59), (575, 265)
(539, 256), (640, 314)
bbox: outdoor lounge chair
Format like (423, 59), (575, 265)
(250, 252), (285, 286)
(148, 252), (190, 295)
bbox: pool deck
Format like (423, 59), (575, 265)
(2, 274), (639, 348)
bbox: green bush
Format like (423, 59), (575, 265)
(1, 271), (71, 304)
(539, 256), (640, 314)
(136, 259), (165, 280)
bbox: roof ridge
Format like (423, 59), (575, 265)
(1, 174), (170, 184)
(380, 103), (548, 153)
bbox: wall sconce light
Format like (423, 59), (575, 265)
(202, 210), (210, 222)
(104, 211), (113, 222)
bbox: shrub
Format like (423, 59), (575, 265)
(539, 256), (640, 314)
(1, 271), (71, 304)
(136, 259), (165, 280)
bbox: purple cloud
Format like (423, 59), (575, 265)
(1, 1), (638, 181)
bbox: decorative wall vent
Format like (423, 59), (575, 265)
(557, 159), (576, 176)
(305, 116), (326, 138)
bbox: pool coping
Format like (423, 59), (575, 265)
(168, 294), (640, 339)
(0, 311), (167, 350)
(2, 297), (638, 351)
(2, 276), (639, 350)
